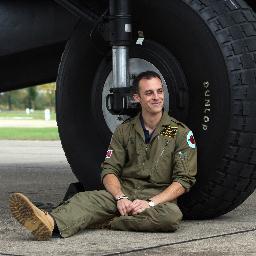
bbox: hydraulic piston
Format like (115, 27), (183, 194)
(106, 0), (136, 115)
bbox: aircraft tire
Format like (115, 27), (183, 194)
(56, 0), (256, 219)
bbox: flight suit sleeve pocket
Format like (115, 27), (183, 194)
(172, 127), (197, 191)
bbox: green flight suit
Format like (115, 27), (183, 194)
(51, 112), (197, 238)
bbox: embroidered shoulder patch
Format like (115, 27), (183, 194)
(160, 125), (178, 138)
(187, 131), (196, 148)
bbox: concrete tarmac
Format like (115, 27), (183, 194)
(0, 140), (255, 256)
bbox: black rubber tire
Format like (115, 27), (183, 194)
(56, 0), (256, 219)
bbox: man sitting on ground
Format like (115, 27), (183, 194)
(9, 71), (197, 240)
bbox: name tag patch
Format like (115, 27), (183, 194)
(160, 126), (178, 138)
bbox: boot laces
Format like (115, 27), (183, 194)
(42, 209), (48, 215)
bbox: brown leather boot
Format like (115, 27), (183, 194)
(9, 193), (54, 240)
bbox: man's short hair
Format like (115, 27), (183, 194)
(132, 71), (162, 94)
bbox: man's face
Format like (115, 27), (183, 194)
(133, 77), (164, 114)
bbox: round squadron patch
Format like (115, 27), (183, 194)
(187, 131), (196, 149)
(105, 149), (113, 159)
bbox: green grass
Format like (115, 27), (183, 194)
(0, 128), (60, 140)
(0, 110), (56, 120)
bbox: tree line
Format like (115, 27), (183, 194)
(0, 83), (56, 111)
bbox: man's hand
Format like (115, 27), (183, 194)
(129, 199), (150, 215)
(117, 198), (133, 216)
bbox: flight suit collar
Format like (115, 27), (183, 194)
(131, 111), (172, 142)
(131, 113), (145, 140)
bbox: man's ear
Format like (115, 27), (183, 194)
(133, 94), (140, 103)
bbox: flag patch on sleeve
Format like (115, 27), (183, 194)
(105, 149), (113, 159)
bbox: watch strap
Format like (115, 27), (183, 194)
(115, 195), (129, 201)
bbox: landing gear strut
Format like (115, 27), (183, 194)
(106, 0), (134, 115)
(56, 0), (134, 115)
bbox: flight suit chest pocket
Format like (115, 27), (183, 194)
(151, 139), (175, 183)
(124, 136), (142, 174)
(126, 137), (137, 159)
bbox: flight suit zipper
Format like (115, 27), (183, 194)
(154, 138), (171, 169)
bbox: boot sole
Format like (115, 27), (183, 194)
(9, 193), (52, 240)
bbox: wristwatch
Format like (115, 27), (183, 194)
(147, 199), (155, 207)
(115, 195), (129, 201)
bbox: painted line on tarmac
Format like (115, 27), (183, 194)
(1, 228), (255, 256)
(103, 228), (256, 255)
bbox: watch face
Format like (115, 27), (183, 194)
(149, 201), (155, 207)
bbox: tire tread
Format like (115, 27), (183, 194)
(180, 0), (256, 219)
